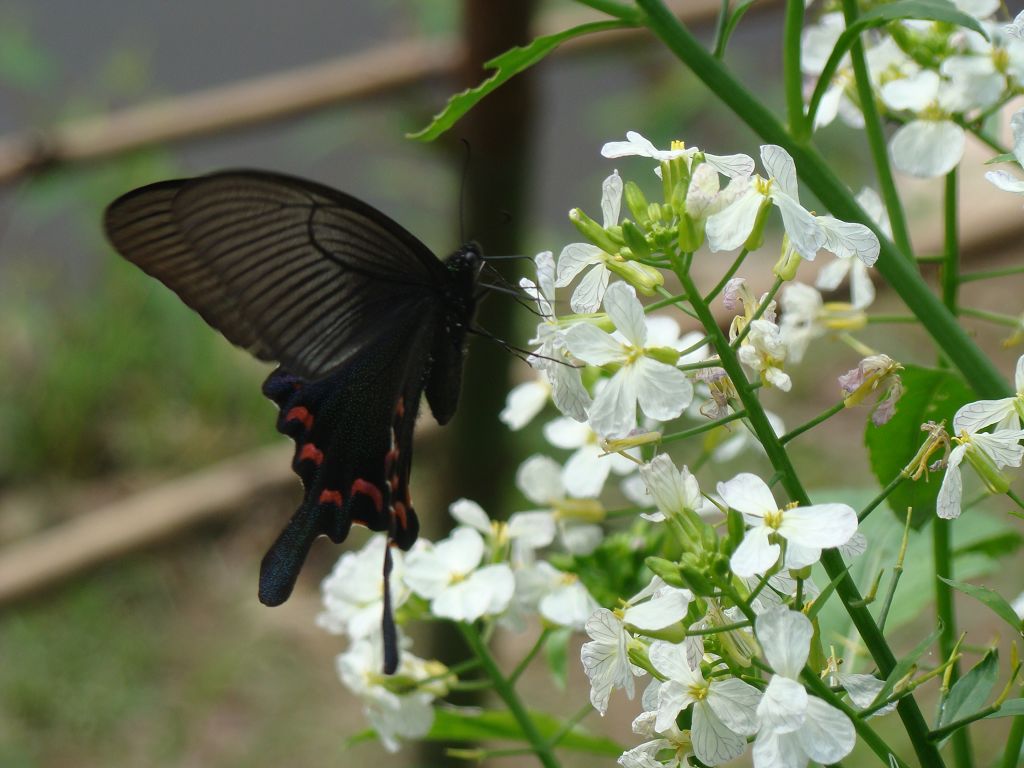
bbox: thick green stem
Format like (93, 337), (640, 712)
(839, 0), (914, 262)
(783, 0), (807, 139)
(634, 0), (1010, 401)
(458, 624), (561, 768)
(934, 517), (973, 768)
(1001, 708), (1024, 768)
(942, 169), (959, 315)
(673, 260), (945, 768)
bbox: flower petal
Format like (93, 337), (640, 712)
(601, 170), (623, 226)
(756, 607), (812, 678)
(730, 526), (781, 577)
(449, 498), (492, 534)
(604, 282), (647, 347)
(571, 262), (611, 314)
(556, 242), (603, 286)
(587, 368), (637, 437)
(708, 677), (761, 735)
(890, 120), (965, 178)
(692, 701), (748, 765)
(515, 454), (565, 505)
(761, 144), (799, 198)
(706, 185), (762, 252)
(717, 472), (778, 517)
(778, 503), (858, 550)
(937, 444), (965, 520)
(634, 357), (693, 422)
(565, 322), (624, 366)
(797, 697), (857, 763)
(500, 379), (549, 430)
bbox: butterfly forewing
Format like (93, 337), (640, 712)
(105, 171), (444, 380)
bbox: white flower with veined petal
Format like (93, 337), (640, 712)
(637, 454), (702, 523)
(581, 608), (645, 715)
(706, 145), (824, 261)
(544, 416), (637, 497)
(718, 473), (858, 577)
(601, 130), (755, 179)
(753, 608), (856, 767)
(623, 576), (693, 632)
(648, 641), (760, 765)
(556, 171), (621, 313)
(521, 250), (592, 422)
(403, 527), (514, 621)
(317, 535), (409, 639)
(816, 187), (887, 309)
(953, 354), (1024, 434)
(987, 110), (1024, 201)
(618, 711), (694, 768)
(937, 424), (1024, 520)
(565, 282), (694, 437)
(881, 70), (966, 178)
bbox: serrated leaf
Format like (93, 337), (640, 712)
(939, 576), (1024, 634)
(940, 650), (998, 731)
(425, 706), (623, 755)
(409, 20), (629, 141)
(865, 365), (973, 528)
(544, 627), (572, 690)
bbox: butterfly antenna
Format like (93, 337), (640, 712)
(467, 326), (578, 368)
(481, 253), (536, 262)
(477, 283), (547, 317)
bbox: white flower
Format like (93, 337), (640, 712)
(881, 70), (966, 178)
(637, 454), (702, 523)
(953, 354), (1024, 434)
(987, 110), (1024, 200)
(778, 283), (866, 363)
(815, 187), (886, 309)
(648, 641), (761, 765)
(512, 560), (600, 630)
(801, 13), (863, 130)
(317, 535), (409, 639)
(619, 711), (694, 768)
(623, 576), (693, 632)
(737, 319), (792, 392)
(556, 171), (621, 313)
(521, 250), (592, 422)
(500, 373), (551, 430)
(565, 282), (694, 437)
(581, 608), (644, 715)
(752, 608), (856, 767)
(718, 473), (858, 577)
(512, 454), (604, 556)
(544, 416), (637, 497)
(601, 130), (754, 178)
(937, 424), (1024, 519)
(403, 527), (514, 621)
(706, 145), (824, 261)
(337, 637), (439, 752)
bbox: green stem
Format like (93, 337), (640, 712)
(840, 0), (914, 262)
(660, 409), (747, 444)
(866, 313), (918, 324)
(705, 247), (749, 303)
(547, 703), (593, 748)
(672, 258), (946, 768)
(934, 517), (972, 768)
(1001, 708), (1024, 768)
(783, 0), (807, 139)
(780, 400), (846, 444)
(712, 0), (730, 58)
(942, 168), (959, 315)
(960, 306), (1019, 328)
(509, 628), (552, 686)
(962, 264), (1024, 282)
(636, 0), (1009, 402)
(644, 291), (690, 312)
(458, 624), (561, 768)
(859, 474), (906, 523)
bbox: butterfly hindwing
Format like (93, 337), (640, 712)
(257, 311), (434, 606)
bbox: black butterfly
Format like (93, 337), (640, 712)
(104, 170), (482, 672)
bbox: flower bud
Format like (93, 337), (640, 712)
(626, 638), (656, 677)
(744, 196), (771, 252)
(645, 556), (687, 588)
(624, 181), (652, 226)
(605, 258), (664, 295)
(773, 240), (803, 281)
(678, 554), (715, 596)
(554, 498), (606, 523)
(621, 219), (652, 260)
(569, 207), (621, 254)
(964, 443), (1012, 494)
(603, 431), (662, 451)
(645, 346), (681, 366)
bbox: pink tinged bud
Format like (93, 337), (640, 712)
(723, 278), (746, 311)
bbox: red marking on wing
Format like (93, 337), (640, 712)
(392, 500), (409, 530)
(351, 478), (384, 513)
(394, 397), (406, 419)
(299, 443), (324, 465)
(285, 406), (314, 430)
(319, 489), (343, 507)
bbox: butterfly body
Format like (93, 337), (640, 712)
(104, 170), (481, 614)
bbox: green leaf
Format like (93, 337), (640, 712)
(985, 152), (1018, 165)
(954, 531), (1023, 560)
(865, 364), (974, 528)
(408, 20), (629, 141)
(871, 624), (943, 708)
(425, 707), (624, 755)
(938, 576), (1024, 634)
(939, 650), (999, 730)
(985, 698), (1024, 718)
(859, 0), (986, 35)
(544, 627), (571, 690)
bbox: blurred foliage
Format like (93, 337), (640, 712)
(0, 158), (275, 485)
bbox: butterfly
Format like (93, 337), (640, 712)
(104, 170), (482, 672)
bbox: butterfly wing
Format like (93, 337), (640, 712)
(103, 170), (446, 379)
(258, 305), (434, 607)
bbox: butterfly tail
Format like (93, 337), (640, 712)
(258, 500), (345, 606)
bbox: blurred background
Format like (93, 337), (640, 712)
(1, 1), (1023, 766)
